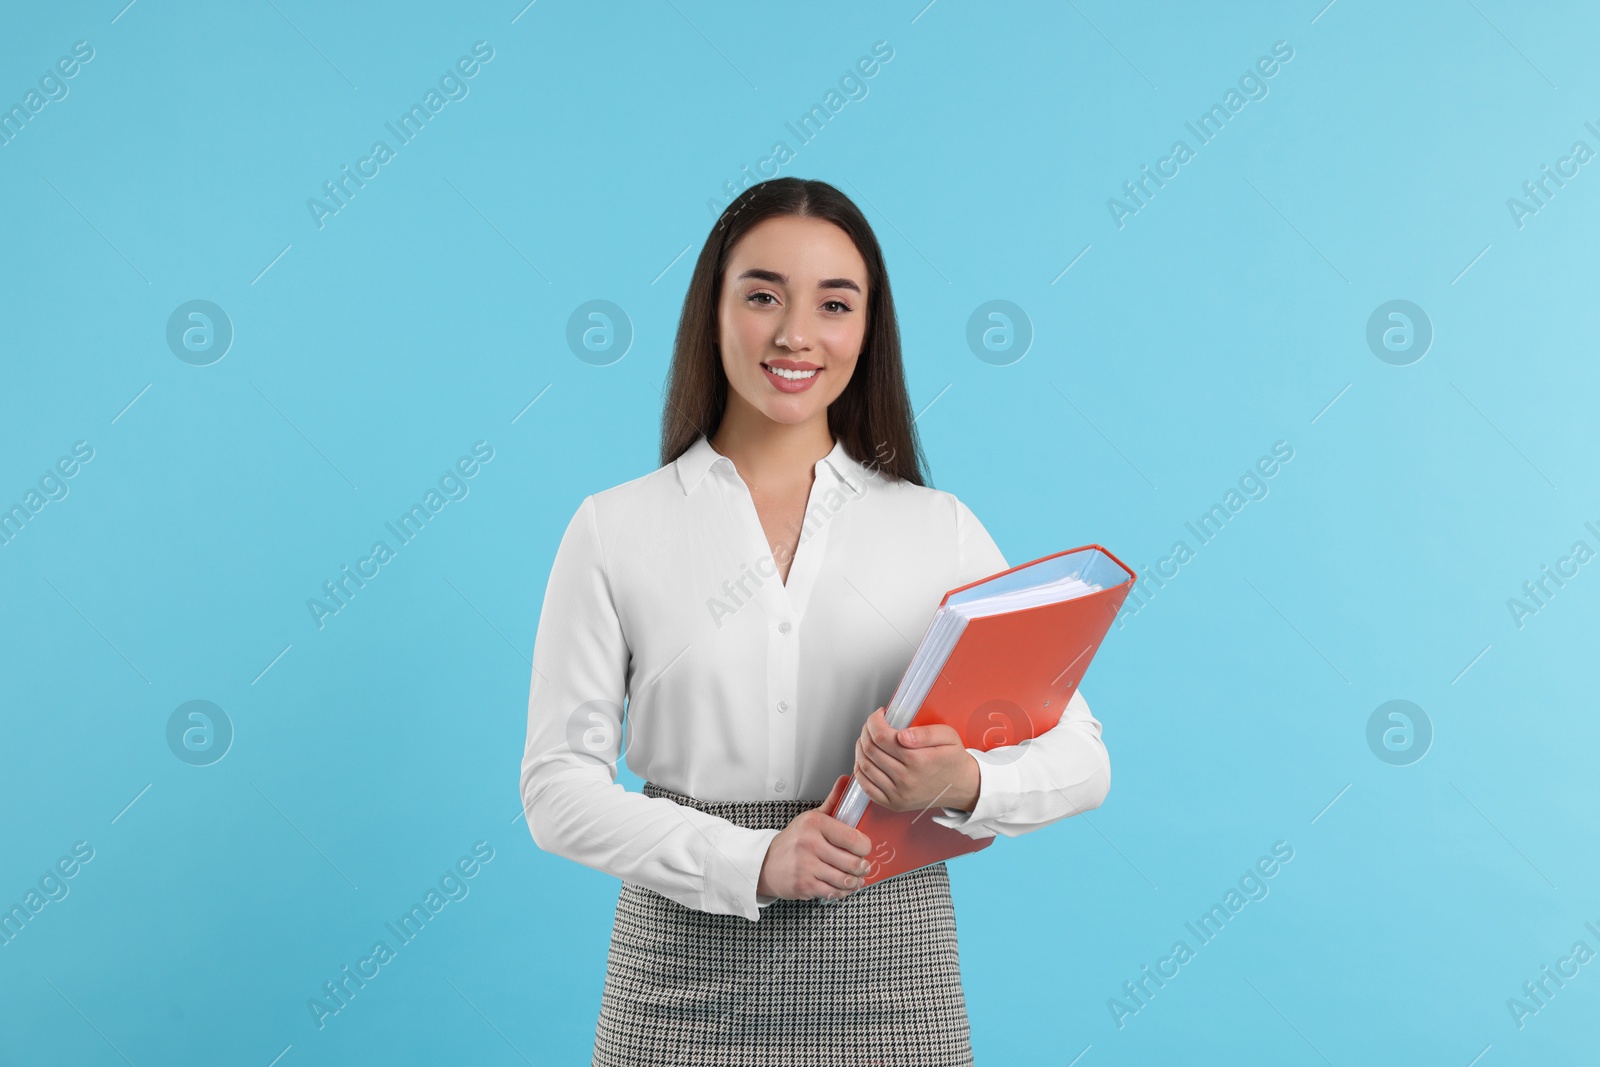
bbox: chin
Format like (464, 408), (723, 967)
(758, 403), (825, 426)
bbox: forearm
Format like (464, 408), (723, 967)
(522, 760), (780, 922)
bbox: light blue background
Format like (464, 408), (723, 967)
(3, 1), (1597, 1063)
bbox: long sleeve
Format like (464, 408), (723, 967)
(519, 495), (782, 922)
(929, 497), (1114, 840)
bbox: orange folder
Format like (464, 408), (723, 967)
(824, 544), (1136, 888)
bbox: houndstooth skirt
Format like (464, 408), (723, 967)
(591, 780), (975, 1067)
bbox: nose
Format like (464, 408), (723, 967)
(774, 308), (808, 351)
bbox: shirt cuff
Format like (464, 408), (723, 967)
(702, 823), (783, 921)
(931, 749), (1017, 840)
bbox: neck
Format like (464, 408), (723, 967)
(709, 406), (833, 488)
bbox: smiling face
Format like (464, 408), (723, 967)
(715, 214), (870, 431)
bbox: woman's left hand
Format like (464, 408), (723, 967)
(853, 707), (980, 814)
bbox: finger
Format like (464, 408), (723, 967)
(818, 817), (873, 856)
(866, 708), (898, 747)
(854, 767), (886, 807)
(820, 773), (848, 814)
(901, 724), (961, 748)
(854, 750), (897, 796)
(858, 754), (904, 799)
(817, 841), (872, 878)
(811, 863), (861, 893)
(856, 776), (889, 812)
(811, 873), (855, 900)
(858, 732), (907, 773)
(873, 725), (920, 761)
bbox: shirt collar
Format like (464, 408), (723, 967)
(675, 434), (869, 497)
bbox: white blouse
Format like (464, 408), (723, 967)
(519, 433), (1111, 922)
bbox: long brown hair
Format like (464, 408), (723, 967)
(659, 177), (928, 486)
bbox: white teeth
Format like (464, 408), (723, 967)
(765, 364), (818, 380)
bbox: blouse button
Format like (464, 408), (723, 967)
(777, 700), (788, 713)
(778, 621), (791, 634)
(775, 779), (787, 793)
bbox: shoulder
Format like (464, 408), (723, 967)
(864, 476), (1006, 581)
(872, 475), (983, 534)
(562, 461), (685, 544)
(854, 471), (995, 561)
(590, 462), (677, 510)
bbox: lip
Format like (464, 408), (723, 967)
(761, 361), (821, 394)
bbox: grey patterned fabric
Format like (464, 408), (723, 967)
(591, 781), (976, 1067)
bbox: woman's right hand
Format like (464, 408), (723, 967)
(756, 775), (873, 902)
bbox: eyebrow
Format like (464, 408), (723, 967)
(735, 268), (862, 295)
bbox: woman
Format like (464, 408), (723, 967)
(520, 177), (1112, 1066)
